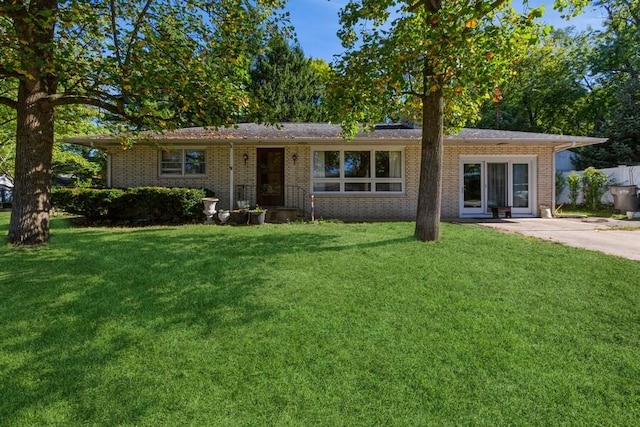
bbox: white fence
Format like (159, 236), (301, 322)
(557, 165), (640, 205)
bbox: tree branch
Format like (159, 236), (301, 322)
(109, 0), (124, 68)
(124, 0), (154, 67)
(47, 94), (125, 116)
(0, 65), (21, 79)
(0, 116), (16, 126)
(0, 96), (17, 109)
(46, 94), (174, 126)
(402, 90), (425, 98)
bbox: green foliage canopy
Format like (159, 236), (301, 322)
(0, 0), (284, 244)
(249, 32), (329, 123)
(330, 0), (544, 136)
(329, 0), (544, 241)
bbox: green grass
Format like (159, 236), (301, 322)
(556, 204), (628, 219)
(1, 212), (639, 425)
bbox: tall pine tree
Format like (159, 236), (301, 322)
(250, 33), (328, 123)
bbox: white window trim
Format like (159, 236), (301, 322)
(159, 148), (207, 177)
(311, 146), (405, 195)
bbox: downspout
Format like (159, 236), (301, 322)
(106, 153), (112, 188)
(552, 147), (557, 214)
(229, 142), (234, 210)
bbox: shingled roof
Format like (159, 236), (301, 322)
(66, 122), (607, 151)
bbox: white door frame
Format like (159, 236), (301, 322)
(459, 155), (537, 217)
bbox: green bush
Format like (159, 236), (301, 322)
(567, 173), (581, 206)
(555, 171), (567, 204)
(51, 188), (123, 220)
(51, 187), (207, 223)
(581, 167), (609, 210)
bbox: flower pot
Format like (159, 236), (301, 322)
(249, 210), (267, 225)
(230, 210), (249, 225)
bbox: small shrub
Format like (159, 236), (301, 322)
(581, 167), (609, 210)
(567, 172), (581, 206)
(555, 171), (567, 204)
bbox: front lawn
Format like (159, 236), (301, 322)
(1, 212), (639, 425)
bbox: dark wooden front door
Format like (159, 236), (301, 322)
(256, 148), (284, 206)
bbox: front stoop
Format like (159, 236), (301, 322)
(266, 207), (301, 223)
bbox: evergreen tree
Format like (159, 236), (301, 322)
(250, 33), (328, 123)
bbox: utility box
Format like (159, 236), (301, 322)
(610, 185), (639, 212)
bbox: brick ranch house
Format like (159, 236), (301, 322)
(67, 123), (606, 220)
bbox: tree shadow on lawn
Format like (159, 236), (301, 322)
(0, 222), (414, 424)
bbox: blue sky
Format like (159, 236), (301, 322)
(285, 1), (606, 62)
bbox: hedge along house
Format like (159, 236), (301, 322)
(67, 123), (606, 220)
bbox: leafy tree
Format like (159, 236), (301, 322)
(0, 78), (18, 178)
(573, 0), (640, 168)
(329, 0), (544, 241)
(475, 28), (596, 136)
(0, 0), (283, 245)
(1, 82), (102, 182)
(249, 32), (328, 123)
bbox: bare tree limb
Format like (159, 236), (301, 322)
(124, 0), (154, 67)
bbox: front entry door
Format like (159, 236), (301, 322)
(256, 148), (284, 206)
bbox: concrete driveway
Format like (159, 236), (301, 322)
(475, 217), (640, 261)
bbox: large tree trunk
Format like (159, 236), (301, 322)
(414, 88), (444, 242)
(7, 0), (58, 245)
(8, 80), (55, 245)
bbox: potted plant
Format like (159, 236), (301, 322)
(229, 206), (249, 225)
(249, 205), (267, 225)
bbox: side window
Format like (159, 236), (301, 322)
(160, 149), (206, 176)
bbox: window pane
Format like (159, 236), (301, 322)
(184, 150), (205, 175)
(375, 182), (402, 192)
(313, 151), (340, 178)
(487, 163), (507, 207)
(161, 150), (182, 175)
(344, 151), (370, 178)
(345, 182), (371, 192)
(463, 163), (482, 208)
(313, 182), (340, 192)
(375, 151), (402, 178)
(513, 163), (529, 208)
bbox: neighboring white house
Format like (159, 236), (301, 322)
(0, 174), (13, 207)
(555, 150), (576, 172)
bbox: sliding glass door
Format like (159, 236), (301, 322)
(460, 158), (535, 216)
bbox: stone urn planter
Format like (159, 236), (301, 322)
(202, 197), (219, 223)
(217, 210), (231, 224)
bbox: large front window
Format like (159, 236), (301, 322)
(160, 149), (206, 176)
(312, 149), (403, 193)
